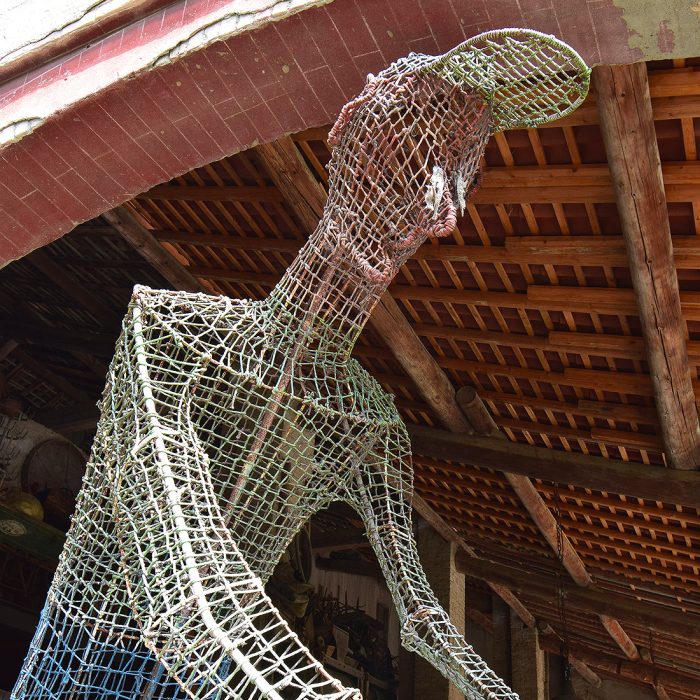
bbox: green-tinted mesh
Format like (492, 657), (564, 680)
(428, 28), (590, 131)
(14, 29), (589, 700)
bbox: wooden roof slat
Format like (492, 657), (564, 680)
(137, 184), (284, 202)
(454, 552), (700, 641)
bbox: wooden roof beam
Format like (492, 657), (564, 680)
(407, 424), (700, 510)
(593, 63), (700, 471)
(455, 389), (592, 589)
(2, 320), (115, 356)
(102, 206), (206, 294)
(34, 404), (100, 437)
(455, 389), (647, 662)
(454, 552), (700, 641)
(538, 637), (700, 699)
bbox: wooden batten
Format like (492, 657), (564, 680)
(538, 637), (700, 698)
(454, 552), (700, 641)
(593, 63), (700, 470)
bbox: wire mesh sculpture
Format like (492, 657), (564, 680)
(13, 29), (589, 700)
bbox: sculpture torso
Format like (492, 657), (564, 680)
(145, 293), (406, 582)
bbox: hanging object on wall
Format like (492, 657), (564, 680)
(13, 29), (589, 700)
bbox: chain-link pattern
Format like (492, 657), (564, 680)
(13, 29), (588, 700)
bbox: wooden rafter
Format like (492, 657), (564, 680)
(455, 390), (648, 664)
(454, 552), (700, 641)
(593, 63), (700, 471)
(407, 424), (700, 509)
(24, 248), (113, 321)
(12, 347), (92, 406)
(102, 207), (205, 294)
(538, 637), (700, 699)
(137, 184), (284, 203)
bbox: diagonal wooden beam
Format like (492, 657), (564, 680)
(455, 388), (643, 663)
(102, 207), (206, 294)
(593, 63), (700, 471)
(255, 137), (327, 228)
(454, 387), (591, 588)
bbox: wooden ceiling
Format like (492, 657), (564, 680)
(2, 57), (700, 698)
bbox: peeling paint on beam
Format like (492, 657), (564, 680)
(612, 0), (700, 60)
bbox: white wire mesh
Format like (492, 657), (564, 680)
(13, 29), (589, 700)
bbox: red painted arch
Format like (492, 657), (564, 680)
(0, 0), (634, 266)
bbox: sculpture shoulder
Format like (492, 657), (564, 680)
(343, 357), (405, 430)
(129, 286), (266, 369)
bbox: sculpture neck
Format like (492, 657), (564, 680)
(263, 221), (391, 362)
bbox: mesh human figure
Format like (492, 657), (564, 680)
(13, 29), (589, 700)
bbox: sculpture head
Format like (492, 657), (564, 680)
(323, 29), (590, 287)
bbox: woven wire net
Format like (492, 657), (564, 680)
(13, 29), (588, 700)
(431, 28), (591, 130)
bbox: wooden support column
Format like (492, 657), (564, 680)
(594, 63), (700, 470)
(414, 523), (465, 700)
(510, 610), (546, 700)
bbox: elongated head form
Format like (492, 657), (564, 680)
(322, 29), (590, 285)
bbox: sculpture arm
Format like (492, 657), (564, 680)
(112, 300), (358, 700)
(346, 423), (518, 700)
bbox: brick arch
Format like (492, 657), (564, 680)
(0, 0), (636, 266)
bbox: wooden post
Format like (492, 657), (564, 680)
(510, 610), (546, 700)
(593, 63), (700, 470)
(414, 523), (466, 700)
